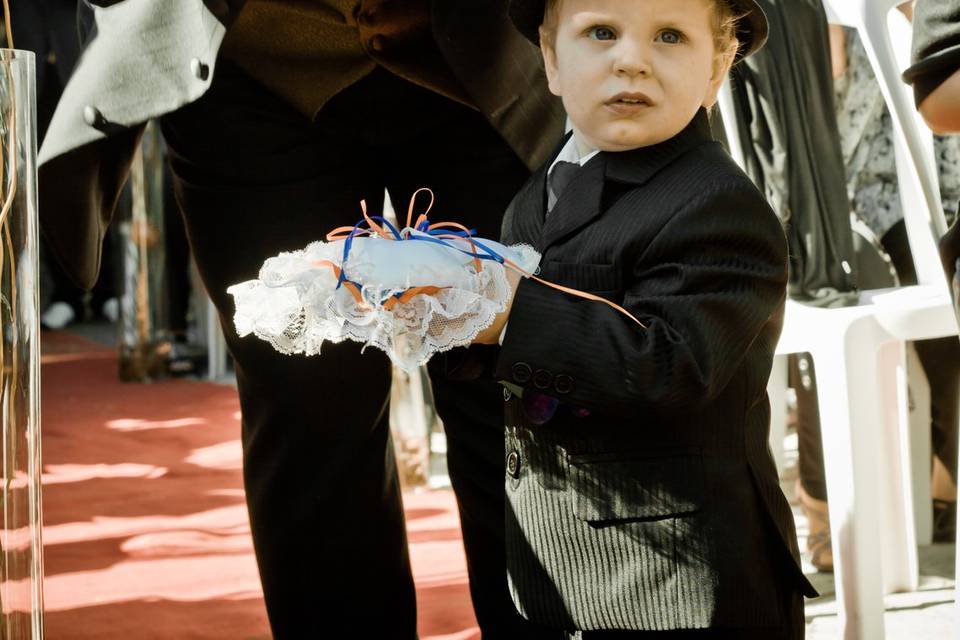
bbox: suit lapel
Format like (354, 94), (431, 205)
(507, 131), (575, 249)
(538, 108), (715, 252)
(507, 163), (548, 247)
(540, 155), (605, 252)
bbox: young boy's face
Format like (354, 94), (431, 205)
(541, 0), (733, 152)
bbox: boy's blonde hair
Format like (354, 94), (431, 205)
(540, 0), (742, 70)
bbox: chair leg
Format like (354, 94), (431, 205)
(956, 442), (960, 640)
(812, 318), (888, 640)
(905, 344), (934, 546)
(876, 340), (920, 592)
(767, 354), (789, 475)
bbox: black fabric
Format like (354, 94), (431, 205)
(727, 0), (859, 307)
(161, 62), (564, 639)
(10, 0), (113, 317)
(904, 0), (960, 105)
(942, 215), (960, 288)
(9, 0), (82, 91)
(496, 110), (814, 633)
(547, 160), (581, 210)
(874, 222), (959, 484)
(162, 161), (191, 337)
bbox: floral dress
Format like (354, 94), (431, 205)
(834, 27), (960, 241)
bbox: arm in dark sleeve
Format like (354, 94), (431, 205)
(495, 179), (788, 418)
(903, 0), (960, 108)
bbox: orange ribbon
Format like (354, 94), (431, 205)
(318, 188), (647, 328)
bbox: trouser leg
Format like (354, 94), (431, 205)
(792, 353), (828, 501)
(162, 64), (416, 638)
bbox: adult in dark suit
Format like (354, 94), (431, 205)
(38, 1), (565, 637)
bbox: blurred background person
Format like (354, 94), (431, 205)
(11, 0), (119, 330)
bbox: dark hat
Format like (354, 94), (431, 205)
(508, 0), (769, 62)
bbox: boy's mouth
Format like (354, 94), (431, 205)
(606, 92), (653, 106)
(605, 92), (653, 115)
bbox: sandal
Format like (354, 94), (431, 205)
(796, 480), (834, 572)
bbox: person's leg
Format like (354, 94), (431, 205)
(913, 336), (959, 542)
(161, 161), (191, 341)
(793, 353), (828, 502)
(162, 63), (416, 638)
(381, 77), (566, 638)
(790, 352), (833, 571)
(881, 220), (960, 541)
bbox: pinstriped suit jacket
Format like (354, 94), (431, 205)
(495, 110), (818, 632)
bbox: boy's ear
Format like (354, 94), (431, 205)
(539, 26), (563, 97)
(701, 45), (738, 108)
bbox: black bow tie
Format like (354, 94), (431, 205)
(548, 160), (582, 210)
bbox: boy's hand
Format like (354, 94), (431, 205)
(473, 267), (522, 344)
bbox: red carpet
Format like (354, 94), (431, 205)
(40, 331), (480, 639)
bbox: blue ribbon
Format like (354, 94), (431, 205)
(335, 215), (510, 306)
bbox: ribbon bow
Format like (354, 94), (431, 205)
(312, 188), (645, 327)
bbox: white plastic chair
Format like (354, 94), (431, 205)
(719, 2), (957, 638)
(832, 6), (960, 640)
(826, 0), (960, 564)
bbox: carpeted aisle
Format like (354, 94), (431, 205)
(40, 331), (480, 639)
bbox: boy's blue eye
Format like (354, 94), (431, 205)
(657, 30), (683, 45)
(588, 26), (616, 41)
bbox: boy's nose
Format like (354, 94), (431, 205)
(613, 41), (652, 77)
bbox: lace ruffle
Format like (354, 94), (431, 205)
(227, 237), (540, 372)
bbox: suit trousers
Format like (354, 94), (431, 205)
(161, 62), (564, 639)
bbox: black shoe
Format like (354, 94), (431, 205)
(933, 499), (957, 543)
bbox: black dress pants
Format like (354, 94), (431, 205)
(161, 63), (563, 639)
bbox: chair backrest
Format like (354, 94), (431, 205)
(822, 0), (949, 288)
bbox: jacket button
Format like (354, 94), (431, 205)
(554, 374), (574, 395)
(190, 58), (210, 81)
(533, 369), (552, 389)
(506, 450), (520, 478)
(511, 362), (532, 384)
(503, 387), (512, 402)
(82, 105), (106, 129)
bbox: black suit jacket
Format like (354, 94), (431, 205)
(38, 0), (563, 289)
(495, 110), (817, 632)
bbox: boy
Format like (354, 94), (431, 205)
(475, 0), (817, 637)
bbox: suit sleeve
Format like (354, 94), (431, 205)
(495, 179), (788, 418)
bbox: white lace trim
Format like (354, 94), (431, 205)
(227, 237), (540, 372)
